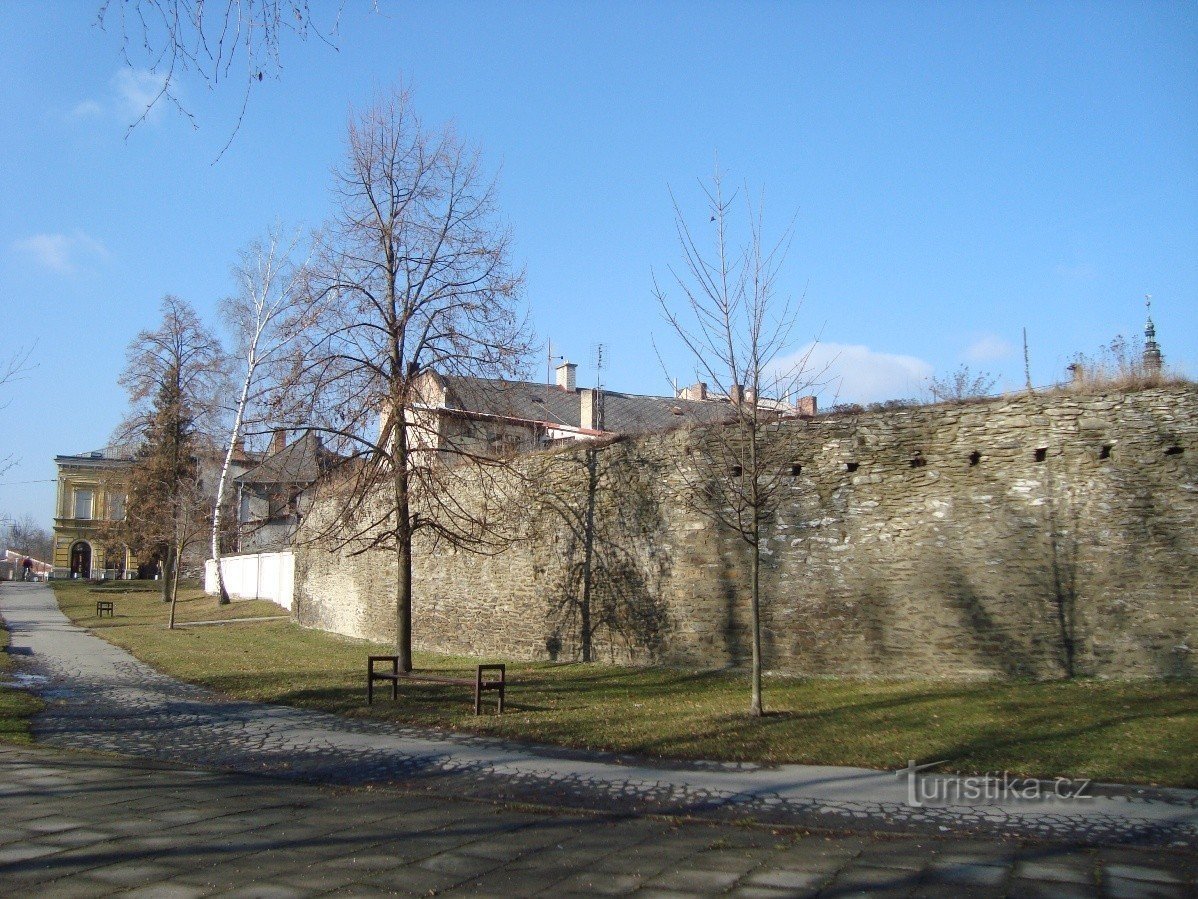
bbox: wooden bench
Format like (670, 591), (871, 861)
(367, 656), (506, 715)
(95, 600), (114, 618)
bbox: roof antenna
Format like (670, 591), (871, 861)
(546, 340), (563, 401)
(594, 343), (606, 431)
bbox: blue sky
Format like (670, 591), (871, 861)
(1, 1), (1195, 530)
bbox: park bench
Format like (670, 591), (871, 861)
(367, 655), (506, 715)
(95, 600), (114, 618)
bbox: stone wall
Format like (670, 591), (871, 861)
(295, 385), (1198, 679)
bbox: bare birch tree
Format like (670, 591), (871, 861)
(654, 169), (816, 717)
(296, 89), (531, 671)
(211, 226), (315, 603)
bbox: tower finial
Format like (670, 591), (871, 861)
(1143, 294), (1163, 373)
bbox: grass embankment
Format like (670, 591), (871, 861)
(0, 615), (42, 743)
(51, 580), (1198, 787)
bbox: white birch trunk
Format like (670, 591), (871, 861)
(212, 331), (261, 604)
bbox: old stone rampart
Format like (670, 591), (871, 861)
(295, 385), (1197, 679)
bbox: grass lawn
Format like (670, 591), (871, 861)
(50, 579), (1198, 788)
(0, 616), (42, 744)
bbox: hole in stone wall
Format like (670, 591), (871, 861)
(1034, 447), (1048, 462)
(729, 464), (743, 477)
(968, 451), (981, 466)
(789, 463), (802, 476)
(846, 461), (859, 473)
(1099, 445), (1112, 460)
(909, 452), (926, 468)
(1165, 446), (1183, 456)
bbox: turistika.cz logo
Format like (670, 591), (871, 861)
(897, 760), (1093, 807)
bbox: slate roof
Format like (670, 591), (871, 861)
(235, 431), (329, 486)
(441, 376), (737, 435)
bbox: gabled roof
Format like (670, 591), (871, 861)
(439, 375), (737, 435)
(235, 431), (329, 486)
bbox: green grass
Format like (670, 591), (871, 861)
(50, 580), (1198, 787)
(0, 618), (42, 744)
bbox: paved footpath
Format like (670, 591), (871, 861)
(1, 582), (1195, 897)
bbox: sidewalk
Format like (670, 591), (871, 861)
(4, 742), (1194, 898)
(1, 581), (1196, 896)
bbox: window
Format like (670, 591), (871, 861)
(108, 493), (126, 521)
(73, 489), (94, 520)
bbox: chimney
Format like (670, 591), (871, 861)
(796, 395), (818, 417)
(556, 360), (577, 392)
(682, 382), (707, 402)
(581, 388), (598, 431)
(270, 430), (287, 455)
(730, 384), (744, 406)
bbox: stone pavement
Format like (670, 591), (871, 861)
(1, 581), (1196, 896)
(1, 743), (1195, 898)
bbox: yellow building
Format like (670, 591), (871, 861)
(52, 448), (135, 579)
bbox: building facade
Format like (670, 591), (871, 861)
(52, 449), (134, 579)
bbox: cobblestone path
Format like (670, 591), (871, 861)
(2, 744), (1196, 898)
(2, 582), (1196, 858)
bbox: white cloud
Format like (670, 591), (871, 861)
(774, 342), (933, 406)
(68, 99), (104, 120)
(113, 68), (171, 120)
(965, 334), (1013, 362)
(11, 232), (110, 274)
(65, 69), (172, 125)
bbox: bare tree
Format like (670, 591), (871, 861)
(926, 364), (997, 402)
(2, 513), (53, 562)
(116, 296), (228, 603)
(654, 169), (815, 717)
(211, 225), (315, 603)
(96, 0), (346, 156)
(0, 345), (34, 478)
(164, 466), (212, 627)
(296, 89), (531, 671)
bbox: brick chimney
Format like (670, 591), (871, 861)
(270, 430), (287, 455)
(729, 384), (745, 406)
(555, 361), (577, 392)
(796, 395), (818, 417)
(681, 382), (707, 402)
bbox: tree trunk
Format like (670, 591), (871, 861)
(579, 448), (598, 662)
(213, 358), (255, 605)
(748, 425), (764, 717)
(160, 548), (174, 603)
(168, 542), (182, 629)
(749, 535), (763, 717)
(392, 413), (413, 672)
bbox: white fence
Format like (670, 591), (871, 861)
(204, 552), (295, 611)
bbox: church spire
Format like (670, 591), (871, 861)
(1143, 294), (1163, 373)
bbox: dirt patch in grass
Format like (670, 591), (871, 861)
(50, 580), (1198, 787)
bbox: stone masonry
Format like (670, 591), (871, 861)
(295, 385), (1197, 679)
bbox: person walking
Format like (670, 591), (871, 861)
(21, 557), (33, 581)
